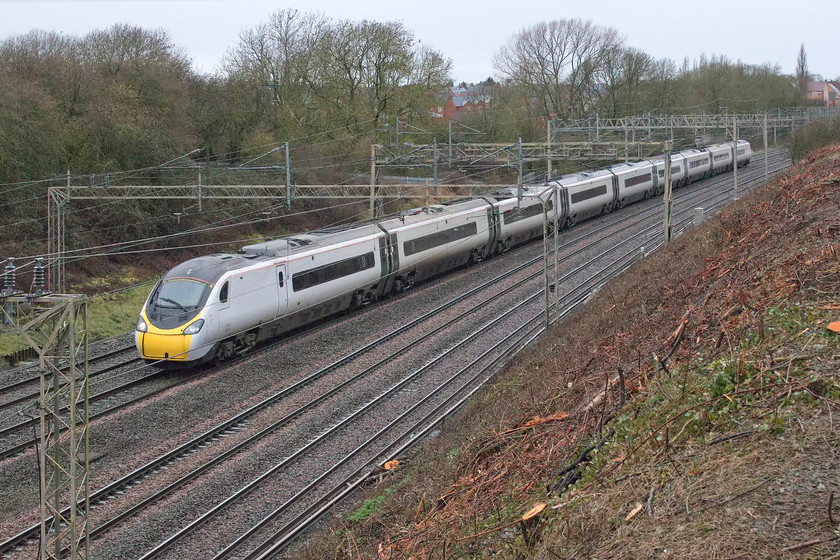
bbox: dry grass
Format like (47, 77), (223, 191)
(299, 144), (840, 560)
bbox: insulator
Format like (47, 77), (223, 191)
(32, 258), (45, 295)
(3, 258), (16, 294)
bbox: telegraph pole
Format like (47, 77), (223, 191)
(517, 137), (523, 203)
(763, 112), (769, 181)
(546, 119), (553, 181)
(370, 144), (377, 219)
(433, 137), (438, 193)
(285, 142), (291, 208)
(733, 118), (739, 201)
(448, 121), (452, 166)
(663, 143), (673, 243)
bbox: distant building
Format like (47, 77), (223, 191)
(431, 83), (495, 121)
(808, 81), (840, 106)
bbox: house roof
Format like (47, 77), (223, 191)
(808, 81), (826, 93)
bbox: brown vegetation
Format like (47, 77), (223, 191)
(300, 145), (840, 559)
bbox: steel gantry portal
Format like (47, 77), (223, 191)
(0, 287), (90, 560)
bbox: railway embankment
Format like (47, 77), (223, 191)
(299, 144), (840, 559)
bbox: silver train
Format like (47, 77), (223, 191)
(135, 140), (751, 366)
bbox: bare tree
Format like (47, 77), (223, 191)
(225, 9), (329, 130)
(493, 19), (621, 121)
(795, 43), (809, 100)
(83, 24), (189, 76)
(591, 46), (653, 118)
(226, 11), (450, 139)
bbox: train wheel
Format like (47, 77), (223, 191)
(214, 341), (234, 364)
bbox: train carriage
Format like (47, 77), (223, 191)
(378, 199), (494, 292)
(489, 186), (557, 253)
(136, 253), (273, 364)
(609, 161), (656, 207)
(249, 225), (387, 333)
(554, 169), (616, 226)
(707, 143), (734, 173)
(682, 148), (713, 183)
(651, 154), (688, 191)
(735, 139), (752, 166)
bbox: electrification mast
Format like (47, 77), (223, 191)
(0, 258), (89, 560)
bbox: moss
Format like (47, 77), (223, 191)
(348, 488), (396, 523)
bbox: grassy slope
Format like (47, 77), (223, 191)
(301, 145), (840, 559)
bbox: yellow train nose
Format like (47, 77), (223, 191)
(138, 331), (191, 361)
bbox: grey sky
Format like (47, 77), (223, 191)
(2, 0), (837, 85)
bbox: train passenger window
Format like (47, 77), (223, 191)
(278, 271), (284, 287)
(220, 281), (229, 303)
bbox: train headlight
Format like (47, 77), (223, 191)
(136, 316), (148, 333)
(183, 319), (205, 335)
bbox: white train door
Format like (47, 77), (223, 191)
(275, 264), (288, 317)
(218, 279), (232, 335)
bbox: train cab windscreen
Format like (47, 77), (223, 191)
(146, 278), (211, 326)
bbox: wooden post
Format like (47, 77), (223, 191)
(370, 144), (376, 219)
(285, 141), (291, 208)
(517, 137), (523, 203)
(663, 143), (672, 243)
(542, 195), (550, 329)
(733, 119), (739, 201)
(624, 125), (629, 162)
(433, 137), (438, 194)
(553, 187), (559, 313)
(546, 119), (552, 181)
(448, 120), (452, 165)
(763, 112), (769, 181)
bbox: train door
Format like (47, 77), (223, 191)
(557, 185), (570, 226)
(275, 264), (288, 317)
(609, 171), (620, 209)
(218, 279), (232, 335)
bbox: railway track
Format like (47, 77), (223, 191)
(0, 343), (138, 414)
(235, 154), (792, 560)
(0, 151), (790, 558)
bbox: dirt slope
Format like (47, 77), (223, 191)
(301, 145), (840, 560)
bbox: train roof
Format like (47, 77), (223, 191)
(608, 161), (652, 173)
(162, 253), (255, 285)
(377, 198), (489, 229)
(486, 186), (552, 202)
(238, 223), (384, 258)
(552, 168), (612, 186)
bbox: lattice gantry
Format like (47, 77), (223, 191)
(0, 294), (90, 560)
